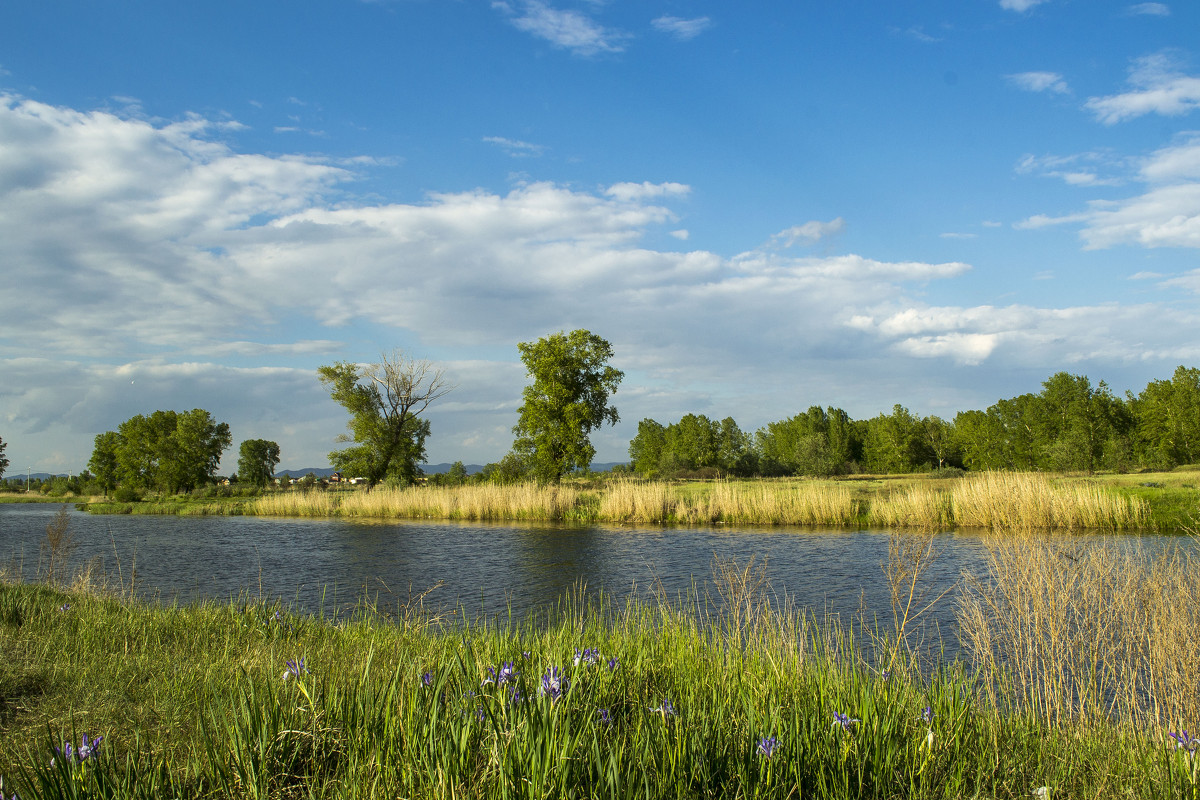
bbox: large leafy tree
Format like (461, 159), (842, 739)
(0, 434), (8, 480)
(512, 329), (623, 484)
(318, 351), (452, 488)
(238, 439), (282, 488)
(95, 409), (231, 493)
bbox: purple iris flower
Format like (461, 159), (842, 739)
(539, 666), (569, 701)
(607, 656), (619, 671)
(1169, 730), (1199, 752)
(52, 734), (102, 767)
(574, 647), (601, 667)
(282, 657), (307, 680)
(922, 706), (935, 725)
(651, 698), (677, 717)
(485, 661), (518, 686)
(832, 712), (859, 733)
(421, 671), (434, 688)
(598, 708), (612, 725)
(757, 736), (779, 759)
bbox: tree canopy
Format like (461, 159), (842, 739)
(238, 439), (282, 488)
(512, 330), (623, 484)
(89, 409), (232, 494)
(0, 434), (8, 480)
(318, 351), (452, 488)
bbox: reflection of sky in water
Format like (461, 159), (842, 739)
(2, 503), (1190, 661)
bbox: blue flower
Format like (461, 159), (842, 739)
(573, 647), (601, 667)
(1168, 730), (1199, 753)
(52, 734), (103, 767)
(832, 712), (859, 733)
(651, 698), (677, 718)
(539, 666), (569, 702)
(421, 671), (434, 688)
(282, 657), (308, 680)
(484, 661), (518, 686)
(598, 708), (612, 725)
(921, 706), (935, 725)
(607, 656), (619, 672)
(756, 735), (779, 759)
(58, 604), (70, 613)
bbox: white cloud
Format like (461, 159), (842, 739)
(1007, 71), (1070, 94)
(1015, 150), (1126, 187)
(651, 15), (711, 41)
(604, 181), (690, 202)
(495, 1), (627, 56)
(483, 136), (547, 157)
(1000, 0), (1049, 11)
(940, 232), (977, 240)
(8, 94), (1200, 471)
(766, 218), (846, 248)
(1086, 52), (1200, 124)
(1127, 3), (1170, 15)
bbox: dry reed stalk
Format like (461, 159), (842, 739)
(253, 490), (338, 517)
(596, 480), (672, 523)
(869, 485), (954, 529)
(957, 531), (1200, 730)
(952, 472), (1146, 531)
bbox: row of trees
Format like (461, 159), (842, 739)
(628, 367), (1200, 478)
(87, 410), (283, 495)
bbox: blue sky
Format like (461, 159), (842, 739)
(2, 0), (1200, 474)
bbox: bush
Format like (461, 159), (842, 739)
(112, 486), (142, 503)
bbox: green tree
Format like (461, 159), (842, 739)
(628, 419), (666, 476)
(0, 434), (8, 480)
(88, 431), (121, 497)
(101, 410), (231, 493)
(511, 330), (624, 484)
(318, 351), (452, 488)
(447, 461), (469, 484)
(237, 439), (281, 488)
(1131, 366), (1200, 468)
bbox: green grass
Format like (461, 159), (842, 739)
(0, 576), (1192, 799)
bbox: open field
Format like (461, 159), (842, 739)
(2, 526), (1199, 799)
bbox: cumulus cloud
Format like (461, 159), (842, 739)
(651, 15), (711, 41)
(1086, 52), (1200, 124)
(493, 1), (628, 56)
(1007, 71), (1070, 94)
(1015, 151), (1126, 187)
(6, 93), (1200, 472)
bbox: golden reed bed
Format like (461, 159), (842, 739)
(253, 472), (1146, 530)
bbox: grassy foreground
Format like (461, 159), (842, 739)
(3, 532), (1200, 799)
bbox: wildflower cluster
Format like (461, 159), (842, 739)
(484, 661), (518, 686)
(51, 734), (102, 767)
(573, 647), (601, 666)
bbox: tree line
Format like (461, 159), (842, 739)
(628, 367), (1200, 478)
(26, 343), (1200, 498)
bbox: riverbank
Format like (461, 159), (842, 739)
(73, 471), (1170, 531)
(1, 539), (1195, 799)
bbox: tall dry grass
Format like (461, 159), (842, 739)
(253, 489), (339, 517)
(337, 482), (582, 521)
(598, 480), (858, 525)
(951, 472), (1146, 530)
(957, 530), (1200, 730)
(869, 485), (955, 529)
